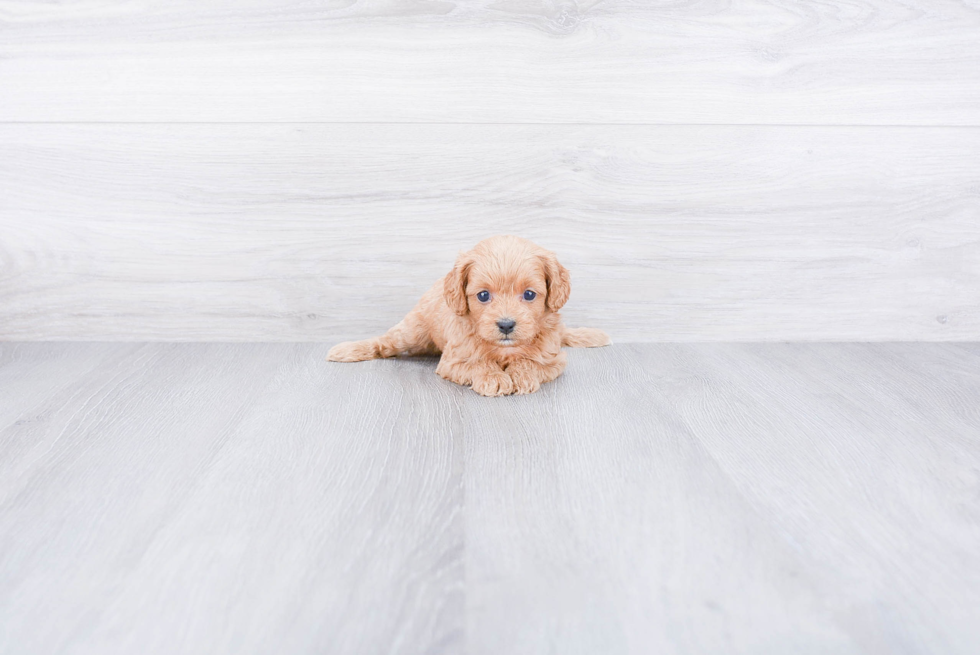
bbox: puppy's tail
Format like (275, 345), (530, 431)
(561, 327), (612, 348)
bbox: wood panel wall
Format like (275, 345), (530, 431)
(1, 1), (978, 341)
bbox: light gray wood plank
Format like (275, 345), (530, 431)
(2, 124), (978, 342)
(0, 343), (464, 655)
(0, 342), (136, 432)
(641, 342), (980, 653)
(463, 345), (857, 654)
(1, 0), (978, 124)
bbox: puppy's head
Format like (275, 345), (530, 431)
(444, 235), (570, 347)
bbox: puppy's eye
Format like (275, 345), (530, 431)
(523, 290), (537, 301)
(476, 290), (491, 303)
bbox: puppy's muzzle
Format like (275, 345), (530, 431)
(496, 318), (516, 336)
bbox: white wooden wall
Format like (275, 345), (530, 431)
(1, 1), (978, 342)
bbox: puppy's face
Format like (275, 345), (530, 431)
(444, 236), (570, 347)
(465, 264), (547, 346)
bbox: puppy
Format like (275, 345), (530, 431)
(326, 235), (610, 396)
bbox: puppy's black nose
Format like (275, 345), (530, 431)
(496, 318), (516, 335)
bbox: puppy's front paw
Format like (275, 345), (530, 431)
(509, 370), (541, 395)
(471, 371), (514, 397)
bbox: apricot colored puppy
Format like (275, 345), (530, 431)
(326, 235), (611, 396)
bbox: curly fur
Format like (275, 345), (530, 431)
(326, 235), (611, 396)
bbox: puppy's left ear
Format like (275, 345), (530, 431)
(540, 250), (571, 312)
(444, 250), (474, 316)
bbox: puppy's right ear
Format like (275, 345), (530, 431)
(444, 251), (473, 316)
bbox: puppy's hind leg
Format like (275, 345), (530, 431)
(561, 327), (612, 348)
(326, 314), (433, 362)
(325, 336), (388, 362)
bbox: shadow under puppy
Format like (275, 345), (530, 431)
(327, 235), (610, 396)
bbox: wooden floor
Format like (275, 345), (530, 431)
(1, 342), (978, 654)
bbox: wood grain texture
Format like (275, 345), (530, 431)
(2, 124), (978, 342)
(1, 342), (979, 653)
(464, 345), (857, 654)
(0, 343), (464, 655)
(465, 342), (980, 653)
(1, 0), (979, 124)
